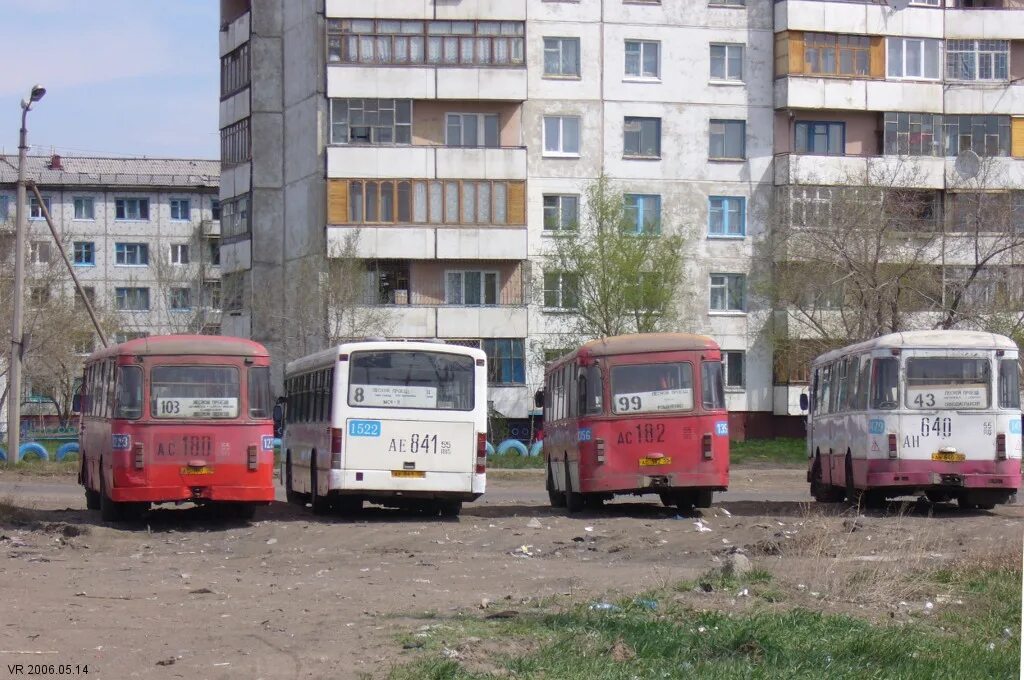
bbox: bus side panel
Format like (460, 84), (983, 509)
(543, 417), (581, 493)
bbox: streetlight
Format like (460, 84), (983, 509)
(7, 83), (45, 464)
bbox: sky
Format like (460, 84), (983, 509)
(0, 0), (219, 160)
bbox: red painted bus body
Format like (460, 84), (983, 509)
(78, 335), (275, 521)
(541, 334), (730, 512)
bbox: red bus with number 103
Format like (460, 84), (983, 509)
(538, 334), (730, 512)
(78, 335), (276, 522)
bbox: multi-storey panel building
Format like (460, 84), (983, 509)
(219, 0), (1024, 437)
(0, 155), (222, 349)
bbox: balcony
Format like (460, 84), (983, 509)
(774, 153), (946, 189)
(775, 76), (943, 113)
(203, 263), (221, 281)
(326, 146), (526, 181)
(349, 305), (527, 339)
(325, 0), (526, 21)
(328, 226), (528, 260)
(774, 1), (944, 38)
(945, 7), (1024, 40)
(201, 219), (221, 237)
(327, 66), (527, 101)
(944, 156), (1024, 190)
(944, 82), (1024, 116)
(219, 9), (249, 56)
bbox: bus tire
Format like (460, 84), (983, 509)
(56, 442), (80, 461)
(547, 463), (566, 508)
(19, 442), (49, 462)
(99, 465), (123, 522)
(693, 489), (713, 509)
(564, 460), (585, 514)
(438, 500), (462, 518)
(309, 452), (332, 515)
(845, 454), (857, 506)
(335, 496), (362, 515)
(285, 452), (305, 505)
(811, 455), (844, 503)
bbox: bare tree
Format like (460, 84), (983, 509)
(541, 175), (688, 345)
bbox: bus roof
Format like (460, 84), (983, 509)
(285, 340), (487, 375)
(86, 335), (269, 362)
(552, 333), (720, 365)
(814, 330), (1018, 365)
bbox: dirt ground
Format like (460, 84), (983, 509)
(0, 468), (1021, 679)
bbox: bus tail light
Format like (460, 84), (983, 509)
(331, 428), (343, 469)
(476, 433), (487, 474)
(702, 434), (713, 460)
(997, 434), (1007, 459)
(595, 438), (605, 464)
(888, 434), (898, 458)
(133, 443), (145, 470)
(247, 445), (258, 471)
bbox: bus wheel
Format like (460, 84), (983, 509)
(83, 463), (101, 510)
(564, 461), (585, 514)
(692, 489), (713, 509)
(335, 496), (362, 515)
(309, 454), (332, 516)
(844, 455), (857, 506)
(438, 500), (462, 518)
(810, 457), (844, 503)
(285, 452), (305, 505)
(99, 466), (122, 522)
(547, 464), (566, 508)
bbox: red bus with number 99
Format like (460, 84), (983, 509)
(78, 335), (276, 522)
(538, 334), (730, 512)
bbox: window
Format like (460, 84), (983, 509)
(998, 359), (1020, 410)
(887, 37), (941, 80)
(445, 113), (499, 148)
(73, 197), (94, 220)
(623, 117), (661, 158)
(804, 33), (870, 76)
(625, 40), (660, 79)
(151, 366), (239, 419)
(708, 196), (745, 237)
(946, 40), (1008, 81)
(29, 286), (49, 306)
(906, 358), (989, 410)
(870, 357), (899, 410)
(169, 287), (192, 311)
(73, 241), (95, 266)
(710, 43), (743, 81)
(612, 363), (695, 414)
(723, 351), (745, 388)
(710, 0), (745, 5)
(0, 196), (8, 220)
(943, 115), (1010, 156)
(331, 99), (412, 145)
(170, 244), (190, 265)
(543, 194), (579, 232)
(883, 112), (944, 157)
(709, 273), (746, 312)
(170, 199), (191, 221)
(115, 287), (150, 311)
(115, 243), (149, 266)
(624, 194), (661, 234)
(347, 351), (474, 411)
(29, 241), (51, 264)
(115, 198), (150, 220)
(75, 286), (96, 310)
(211, 199), (221, 220)
(543, 271), (579, 309)
(483, 339), (525, 384)
(794, 121), (845, 156)
(342, 179), (522, 225)
(709, 119), (745, 159)
(327, 19), (525, 67)
(203, 281), (221, 309)
(221, 43), (250, 97)
(543, 37), (580, 77)
(209, 241), (221, 266)
(221, 195), (250, 238)
(29, 195), (51, 219)
(221, 118), (251, 164)
(445, 271), (498, 306)
(248, 366), (272, 419)
(543, 116), (581, 156)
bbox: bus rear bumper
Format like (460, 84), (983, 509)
(862, 459), (1021, 491)
(327, 469), (484, 500)
(582, 471), (728, 494)
(110, 485), (276, 503)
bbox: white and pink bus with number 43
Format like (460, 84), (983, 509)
(803, 330), (1021, 510)
(280, 340), (487, 517)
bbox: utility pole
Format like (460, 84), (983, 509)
(7, 84), (46, 464)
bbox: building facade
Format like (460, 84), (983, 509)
(218, 0), (1024, 437)
(0, 154), (222, 348)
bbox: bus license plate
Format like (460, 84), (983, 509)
(639, 457), (671, 467)
(931, 451), (966, 462)
(180, 466), (215, 475)
(391, 470), (426, 478)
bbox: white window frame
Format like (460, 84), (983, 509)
(115, 243), (149, 267)
(169, 287), (192, 311)
(946, 39), (1009, 82)
(445, 113), (500, 148)
(444, 270), (499, 306)
(29, 241), (51, 264)
(543, 115), (581, 158)
(624, 40), (660, 80)
(709, 273), (746, 313)
(886, 37), (941, 81)
(73, 196), (94, 221)
(543, 271), (579, 310)
(723, 350), (745, 389)
(709, 43), (744, 82)
(543, 194), (579, 232)
(543, 37), (580, 78)
(29, 195), (51, 220)
(330, 98), (413, 146)
(170, 243), (190, 265)
(169, 198), (191, 221)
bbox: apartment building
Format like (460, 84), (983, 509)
(217, 0), (1024, 437)
(0, 155), (222, 348)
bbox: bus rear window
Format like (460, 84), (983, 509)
(998, 359), (1019, 410)
(610, 363), (693, 414)
(151, 366), (240, 418)
(702, 361), (725, 410)
(114, 366), (143, 420)
(870, 357), (899, 410)
(348, 351), (475, 411)
(905, 357), (990, 410)
(248, 366), (272, 419)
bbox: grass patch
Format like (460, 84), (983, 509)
(390, 561), (1020, 680)
(730, 439), (807, 467)
(486, 452), (544, 470)
(0, 459), (78, 477)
